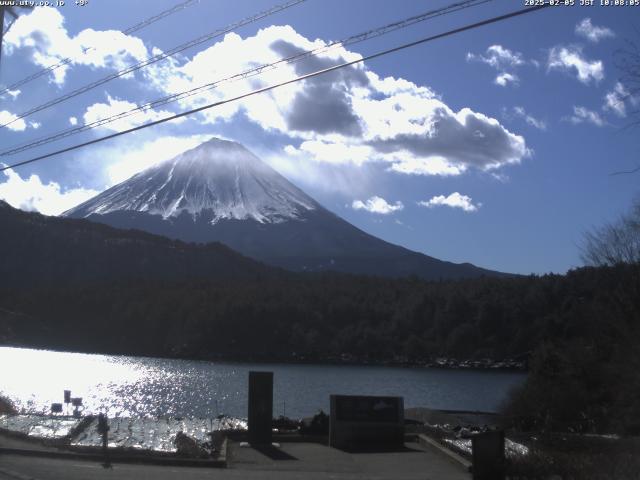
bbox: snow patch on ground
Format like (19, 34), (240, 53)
(0, 414), (246, 453)
(443, 437), (529, 457)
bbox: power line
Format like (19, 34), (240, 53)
(0, 0), (199, 97)
(0, 0), (492, 156)
(0, 4), (550, 174)
(0, 0), (305, 129)
(610, 165), (640, 176)
(121, 0), (199, 36)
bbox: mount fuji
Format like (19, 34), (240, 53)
(64, 137), (505, 280)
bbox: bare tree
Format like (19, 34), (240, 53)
(616, 33), (640, 124)
(582, 198), (640, 266)
(593, 37), (640, 262)
(609, 34), (640, 175)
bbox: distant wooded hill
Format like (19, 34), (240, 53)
(0, 199), (276, 289)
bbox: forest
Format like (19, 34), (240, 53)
(2, 263), (639, 433)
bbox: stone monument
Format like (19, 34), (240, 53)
(248, 371), (273, 445)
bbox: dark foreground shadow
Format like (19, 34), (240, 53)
(336, 443), (421, 454)
(252, 444), (298, 461)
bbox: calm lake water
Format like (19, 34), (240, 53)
(0, 346), (526, 419)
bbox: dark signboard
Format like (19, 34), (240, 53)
(335, 396), (401, 423)
(330, 395), (404, 450)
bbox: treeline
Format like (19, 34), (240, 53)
(503, 263), (640, 434)
(2, 264), (638, 364)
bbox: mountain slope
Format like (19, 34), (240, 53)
(64, 137), (507, 280)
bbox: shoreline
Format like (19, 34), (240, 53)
(0, 343), (528, 372)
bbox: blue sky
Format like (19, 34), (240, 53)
(0, 0), (638, 275)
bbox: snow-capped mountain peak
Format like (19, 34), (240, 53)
(64, 138), (318, 224)
(64, 137), (505, 280)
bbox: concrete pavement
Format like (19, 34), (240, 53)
(0, 440), (470, 480)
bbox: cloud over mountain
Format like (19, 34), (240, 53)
(82, 94), (181, 132)
(135, 25), (528, 178)
(4, 10), (529, 186)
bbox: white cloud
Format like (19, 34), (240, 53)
(352, 196), (403, 214)
(418, 192), (480, 212)
(4, 7), (149, 85)
(388, 155), (464, 176)
(138, 26), (528, 177)
(467, 45), (525, 88)
(603, 82), (638, 118)
(494, 72), (519, 87)
(289, 140), (374, 166)
(575, 18), (614, 43)
(0, 111), (27, 131)
(467, 45), (524, 69)
(0, 13), (533, 213)
(1, 89), (21, 100)
(604, 83), (627, 117)
(82, 94), (182, 132)
(511, 106), (547, 130)
(0, 110), (44, 131)
(265, 146), (375, 196)
(0, 168), (100, 216)
(567, 106), (605, 127)
(548, 46), (604, 84)
(366, 106), (528, 173)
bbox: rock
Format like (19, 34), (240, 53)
(0, 396), (17, 415)
(174, 431), (208, 458)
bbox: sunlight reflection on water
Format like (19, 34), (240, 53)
(0, 347), (526, 419)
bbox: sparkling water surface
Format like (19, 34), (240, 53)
(0, 346), (526, 419)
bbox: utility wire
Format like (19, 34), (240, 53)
(0, 0), (200, 97)
(0, 4), (550, 174)
(610, 165), (640, 176)
(0, 0), (492, 156)
(0, 0), (305, 129)
(122, 0), (199, 35)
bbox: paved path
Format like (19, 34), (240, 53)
(0, 441), (470, 480)
(230, 440), (468, 479)
(0, 434), (58, 452)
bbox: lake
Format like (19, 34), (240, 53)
(0, 346), (526, 419)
